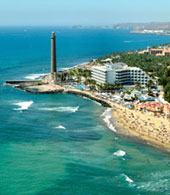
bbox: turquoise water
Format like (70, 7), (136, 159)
(1, 27), (170, 195)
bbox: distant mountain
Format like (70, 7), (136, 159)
(112, 22), (170, 31)
(72, 22), (170, 31)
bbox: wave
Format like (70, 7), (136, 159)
(136, 170), (170, 192)
(40, 106), (79, 113)
(122, 174), (134, 183)
(54, 125), (66, 129)
(93, 100), (101, 106)
(59, 67), (70, 71)
(13, 101), (34, 111)
(25, 73), (47, 80)
(82, 96), (89, 100)
(102, 108), (116, 132)
(113, 150), (126, 157)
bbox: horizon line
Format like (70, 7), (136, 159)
(0, 21), (170, 27)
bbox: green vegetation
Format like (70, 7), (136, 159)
(164, 84), (170, 102)
(61, 49), (170, 102)
(97, 83), (123, 93)
(69, 68), (91, 78)
(159, 68), (170, 102)
(95, 51), (170, 102)
(61, 68), (91, 82)
(112, 53), (169, 78)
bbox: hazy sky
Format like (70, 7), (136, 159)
(1, 0), (170, 26)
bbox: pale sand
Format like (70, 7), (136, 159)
(23, 84), (170, 151)
(111, 103), (170, 151)
(64, 90), (170, 151)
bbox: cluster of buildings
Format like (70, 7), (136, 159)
(138, 46), (170, 57)
(92, 63), (151, 86)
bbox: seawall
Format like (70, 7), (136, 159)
(5, 80), (112, 107)
(65, 89), (112, 108)
(6, 80), (42, 85)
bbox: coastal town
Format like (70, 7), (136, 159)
(4, 0), (170, 193)
(6, 32), (170, 151)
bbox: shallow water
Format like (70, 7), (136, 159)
(1, 27), (170, 194)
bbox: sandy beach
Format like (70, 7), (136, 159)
(10, 80), (170, 152)
(111, 103), (170, 151)
(33, 85), (170, 152)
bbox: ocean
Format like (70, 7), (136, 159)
(1, 27), (170, 195)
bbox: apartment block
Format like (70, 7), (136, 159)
(92, 63), (151, 86)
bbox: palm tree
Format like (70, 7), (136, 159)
(89, 85), (96, 91)
(147, 80), (155, 90)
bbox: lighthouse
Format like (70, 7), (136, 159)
(51, 32), (57, 82)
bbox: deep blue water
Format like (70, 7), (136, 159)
(1, 27), (170, 195)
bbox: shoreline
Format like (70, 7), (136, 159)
(111, 103), (170, 152)
(130, 30), (170, 36)
(6, 80), (170, 152)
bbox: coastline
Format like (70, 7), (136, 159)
(6, 81), (170, 152)
(130, 30), (170, 36)
(111, 103), (170, 152)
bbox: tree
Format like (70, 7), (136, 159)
(61, 72), (69, 81)
(97, 84), (103, 92)
(164, 68), (170, 77)
(89, 85), (96, 91)
(164, 83), (170, 102)
(147, 80), (155, 90)
(159, 77), (168, 87)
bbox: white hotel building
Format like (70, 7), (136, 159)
(92, 63), (151, 86)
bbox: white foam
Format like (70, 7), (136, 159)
(54, 125), (66, 129)
(25, 73), (47, 80)
(40, 106), (79, 113)
(136, 170), (170, 192)
(122, 174), (134, 183)
(59, 67), (70, 71)
(102, 108), (116, 132)
(93, 101), (101, 106)
(13, 101), (34, 111)
(82, 96), (89, 100)
(113, 150), (126, 157)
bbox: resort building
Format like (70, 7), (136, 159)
(138, 46), (170, 57)
(92, 63), (151, 86)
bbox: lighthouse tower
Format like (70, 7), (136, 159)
(51, 32), (57, 83)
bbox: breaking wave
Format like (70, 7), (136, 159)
(102, 108), (116, 132)
(25, 73), (47, 80)
(40, 106), (79, 113)
(113, 150), (126, 157)
(54, 125), (66, 129)
(13, 101), (34, 111)
(93, 101), (101, 106)
(59, 67), (70, 71)
(122, 174), (134, 183)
